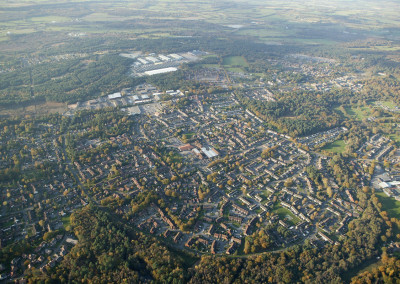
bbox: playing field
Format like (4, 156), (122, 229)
(376, 192), (400, 219)
(222, 56), (249, 67)
(321, 139), (346, 153)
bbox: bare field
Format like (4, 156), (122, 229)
(0, 101), (67, 117)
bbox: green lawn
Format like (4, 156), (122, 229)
(344, 106), (371, 120)
(222, 56), (249, 67)
(0, 219), (14, 229)
(62, 215), (71, 228)
(354, 107), (372, 120)
(376, 192), (400, 219)
(342, 258), (382, 282)
(378, 101), (398, 108)
(260, 192), (270, 200)
(201, 64), (220, 69)
(273, 204), (300, 226)
(183, 132), (195, 139)
(83, 12), (128, 22)
(226, 67), (245, 73)
(321, 139), (346, 153)
(333, 106), (346, 117)
(27, 227), (35, 237)
(334, 106), (373, 121)
(30, 16), (71, 23)
(389, 133), (400, 146)
(356, 259), (383, 274)
(375, 45), (400, 51)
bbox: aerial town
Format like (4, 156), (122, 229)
(1, 71), (399, 280)
(2, 0), (400, 282)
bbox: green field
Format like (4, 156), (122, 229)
(201, 64), (220, 69)
(389, 134), (400, 146)
(342, 258), (382, 282)
(377, 101), (398, 108)
(321, 139), (346, 153)
(62, 215), (71, 228)
(354, 107), (371, 120)
(273, 204), (300, 226)
(226, 67), (245, 73)
(376, 192), (400, 219)
(30, 16), (71, 23)
(333, 106), (345, 117)
(0, 0), (399, 47)
(222, 56), (249, 67)
(0, 219), (14, 229)
(346, 106), (371, 120)
(335, 106), (372, 121)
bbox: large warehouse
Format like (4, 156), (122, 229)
(144, 67), (178, 76)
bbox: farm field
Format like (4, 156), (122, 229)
(0, 101), (67, 116)
(1, 0), (399, 48)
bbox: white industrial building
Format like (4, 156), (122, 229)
(169, 54), (183, 60)
(145, 56), (160, 63)
(380, 181), (400, 189)
(108, 92), (122, 100)
(158, 55), (171, 61)
(144, 67), (178, 76)
(137, 58), (149, 65)
(201, 147), (219, 159)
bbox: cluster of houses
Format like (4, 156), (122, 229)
(273, 55), (364, 94)
(1, 234), (77, 281)
(357, 134), (394, 161)
(298, 127), (348, 149)
(1, 67), (398, 279)
(110, 91), (369, 255)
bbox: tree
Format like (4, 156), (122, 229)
(327, 187), (333, 198)
(284, 178), (293, 187)
(383, 159), (390, 168)
(244, 239), (251, 254)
